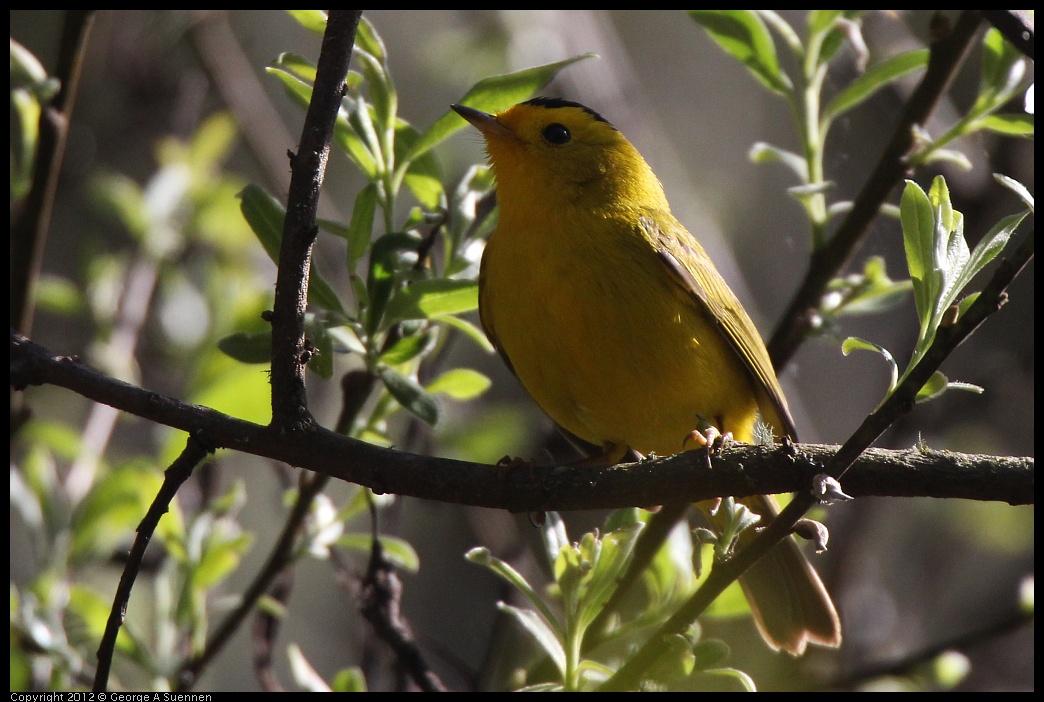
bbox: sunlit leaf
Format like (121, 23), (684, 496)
(980, 113), (1034, 137)
(426, 368), (491, 401)
(406, 54), (597, 161)
(823, 49), (928, 124)
(497, 603), (567, 676)
(286, 10), (327, 35)
(689, 11), (791, 94)
(382, 278), (478, 329)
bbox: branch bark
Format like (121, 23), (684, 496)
(11, 331), (1033, 509)
(269, 10), (361, 428)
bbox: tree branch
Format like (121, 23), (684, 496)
(11, 330), (1033, 509)
(981, 10), (1034, 60)
(92, 434), (213, 692)
(600, 223), (1033, 691)
(11, 10), (95, 335)
(269, 10), (361, 428)
(768, 10), (984, 369)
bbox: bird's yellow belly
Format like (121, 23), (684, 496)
(482, 232), (761, 455)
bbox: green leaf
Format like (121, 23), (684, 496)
(915, 370), (950, 403)
(823, 49), (929, 124)
(336, 534), (420, 572)
(433, 313), (495, 353)
(354, 15), (387, 65)
(695, 667), (757, 692)
(930, 651), (972, 690)
(919, 148), (974, 171)
(10, 452), (45, 529)
(271, 52), (318, 83)
(352, 96), (386, 172)
(691, 639), (731, 672)
(327, 323), (367, 355)
(467, 546), (563, 635)
(956, 210), (1027, 299)
(355, 48), (396, 134)
(689, 11), (791, 95)
(346, 183), (378, 271)
(899, 180), (936, 328)
(748, 141), (808, 181)
(820, 14), (868, 68)
(643, 633), (696, 686)
(10, 38), (55, 91)
(70, 465), (169, 562)
(956, 292), (980, 320)
(405, 53), (597, 162)
(394, 120), (445, 209)
(980, 113), (1034, 137)
(238, 183), (284, 261)
(35, 274), (85, 316)
(994, 173), (1033, 211)
(191, 353), (272, 425)
(980, 28), (1025, 100)
(11, 90), (41, 203)
(382, 278), (479, 329)
(806, 9), (843, 35)
(426, 368), (491, 401)
(305, 324), (334, 379)
(331, 667), (368, 693)
(365, 231), (423, 334)
(334, 102), (380, 178)
(379, 330), (434, 365)
(193, 528), (253, 590)
(498, 603), (567, 676)
(826, 256), (912, 316)
(217, 331), (272, 364)
(266, 62), (315, 111)
(928, 176), (954, 237)
(318, 217), (351, 240)
(843, 336), (899, 394)
(22, 419), (85, 463)
(378, 366), (439, 424)
(286, 9), (327, 34)
(309, 273), (348, 315)
(577, 524), (643, 630)
(68, 585), (141, 658)
(238, 184), (346, 314)
(187, 112), (238, 171)
(91, 172), (149, 238)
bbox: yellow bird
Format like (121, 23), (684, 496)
(452, 97), (840, 655)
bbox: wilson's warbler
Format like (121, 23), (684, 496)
(452, 97), (841, 655)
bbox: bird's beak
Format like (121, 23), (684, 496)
(451, 104), (515, 141)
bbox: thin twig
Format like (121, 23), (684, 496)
(11, 10), (95, 335)
(251, 568), (295, 692)
(600, 226), (1033, 691)
(93, 435), (213, 692)
(767, 11), (984, 369)
(360, 530), (448, 691)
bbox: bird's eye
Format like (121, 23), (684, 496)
(543, 123), (571, 145)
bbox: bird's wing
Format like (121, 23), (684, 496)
(640, 214), (797, 440)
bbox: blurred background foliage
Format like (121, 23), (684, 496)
(10, 10), (1032, 691)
